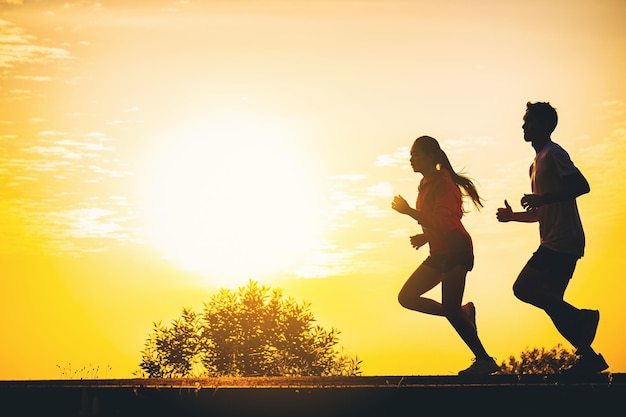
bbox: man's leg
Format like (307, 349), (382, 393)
(515, 248), (607, 374)
(513, 263), (582, 347)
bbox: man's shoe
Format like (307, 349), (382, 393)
(458, 357), (500, 376)
(560, 353), (608, 375)
(578, 309), (600, 347)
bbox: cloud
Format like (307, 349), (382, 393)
(0, 196), (140, 255)
(0, 20), (73, 70)
(367, 181), (393, 199)
(375, 147), (409, 168)
(596, 99), (625, 119)
(14, 75), (52, 82)
(327, 173), (367, 181)
(0, 127), (137, 255)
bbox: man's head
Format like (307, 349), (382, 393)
(523, 102), (558, 142)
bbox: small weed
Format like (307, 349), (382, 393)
(56, 363), (112, 379)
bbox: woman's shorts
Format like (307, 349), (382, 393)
(423, 251), (474, 273)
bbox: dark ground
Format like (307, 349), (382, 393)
(1, 373), (623, 417)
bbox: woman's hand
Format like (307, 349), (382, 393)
(391, 195), (411, 214)
(410, 234), (428, 250)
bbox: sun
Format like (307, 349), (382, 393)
(140, 116), (325, 287)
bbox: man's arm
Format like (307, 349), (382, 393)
(497, 200), (539, 223)
(521, 171), (590, 210)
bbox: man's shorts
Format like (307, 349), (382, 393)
(423, 251), (474, 273)
(526, 246), (579, 281)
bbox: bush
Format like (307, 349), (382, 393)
(498, 345), (577, 374)
(139, 280), (361, 378)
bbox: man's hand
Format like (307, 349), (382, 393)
(496, 200), (514, 222)
(410, 234), (428, 250)
(520, 193), (545, 210)
(391, 195), (411, 214)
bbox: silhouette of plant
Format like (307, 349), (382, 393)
(138, 308), (205, 378)
(56, 363), (112, 379)
(498, 344), (577, 374)
(139, 280), (361, 378)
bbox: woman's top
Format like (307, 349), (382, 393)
(415, 168), (472, 256)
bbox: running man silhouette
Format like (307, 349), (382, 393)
(497, 101), (608, 374)
(392, 135), (499, 376)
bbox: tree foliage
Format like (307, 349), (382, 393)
(139, 280), (361, 378)
(498, 345), (577, 374)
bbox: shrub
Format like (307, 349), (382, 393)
(498, 345), (577, 374)
(139, 280), (361, 377)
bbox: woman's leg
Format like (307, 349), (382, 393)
(442, 266), (491, 359)
(397, 262), (444, 315)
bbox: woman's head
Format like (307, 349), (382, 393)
(411, 135), (440, 159)
(410, 135), (484, 210)
(410, 135), (444, 172)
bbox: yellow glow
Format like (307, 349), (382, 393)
(1, 1), (626, 380)
(140, 115), (324, 286)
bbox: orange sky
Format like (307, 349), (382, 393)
(1, 0), (625, 379)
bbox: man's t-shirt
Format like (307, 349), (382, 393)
(530, 140), (585, 257)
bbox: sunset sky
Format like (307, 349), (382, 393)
(1, 0), (625, 380)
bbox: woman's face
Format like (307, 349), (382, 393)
(409, 146), (433, 173)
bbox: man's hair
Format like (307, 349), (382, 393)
(526, 101), (558, 133)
